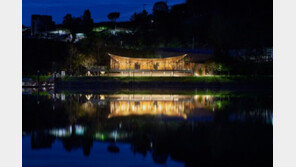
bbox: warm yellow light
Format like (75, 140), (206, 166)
(85, 94), (92, 100)
(100, 95), (105, 100)
(194, 95), (198, 100)
(106, 94), (215, 119)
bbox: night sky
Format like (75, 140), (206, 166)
(22, 0), (186, 26)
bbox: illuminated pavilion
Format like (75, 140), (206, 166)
(108, 53), (194, 76)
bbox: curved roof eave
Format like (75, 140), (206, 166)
(108, 53), (187, 62)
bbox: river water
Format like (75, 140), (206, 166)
(22, 88), (273, 167)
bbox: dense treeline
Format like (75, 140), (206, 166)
(127, 0), (272, 49)
(22, 38), (70, 75)
(22, 37), (156, 75)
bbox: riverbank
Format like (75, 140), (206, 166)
(55, 76), (272, 91)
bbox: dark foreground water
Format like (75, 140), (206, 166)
(22, 89), (273, 167)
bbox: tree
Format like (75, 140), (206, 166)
(81, 9), (94, 37)
(153, 1), (169, 16)
(130, 10), (152, 35)
(130, 10), (150, 28)
(67, 44), (78, 74)
(94, 38), (106, 65)
(71, 53), (88, 75)
(107, 12), (120, 23)
(81, 56), (96, 69)
(63, 14), (73, 30)
(151, 2), (171, 47)
(63, 14), (82, 43)
(186, 0), (212, 16)
(107, 12), (120, 30)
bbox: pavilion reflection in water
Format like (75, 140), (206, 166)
(102, 94), (216, 119)
(34, 91), (218, 119)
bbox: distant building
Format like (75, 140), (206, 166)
(31, 15), (55, 36)
(229, 48), (273, 62)
(74, 33), (86, 42)
(109, 28), (132, 35)
(22, 25), (31, 37)
(22, 25), (30, 32)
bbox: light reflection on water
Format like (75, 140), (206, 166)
(22, 90), (273, 167)
(107, 94), (216, 119)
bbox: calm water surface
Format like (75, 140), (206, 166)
(22, 89), (273, 167)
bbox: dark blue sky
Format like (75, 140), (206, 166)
(23, 0), (186, 26)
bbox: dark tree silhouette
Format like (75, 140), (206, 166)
(153, 1), (169, 15)
(63, 14), (73, 30)
(107, 12), (120, 22)
(130, 10), (151, 31)
(62, 14), (82, 43)
(81, 9), (94, 37)
(107, 12), (120, 30)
